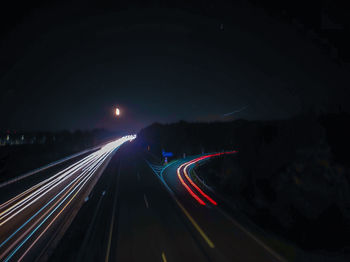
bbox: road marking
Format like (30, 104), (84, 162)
(105, 209), (115, 262)
(161, 252), (167, 262)
(77, 190), (106, 261)
(217, 207), (287, 262)
(175, 199), (215, 248)
(144, 194), (149, 208)
(105, 162), (122, 262)
(153, 157), (285, 262)
(147, 159), (215, 249)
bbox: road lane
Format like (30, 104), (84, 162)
(162, 154), (286, 262)
(50, 146), (211, 262)
(0, 135), (136, 261)
(48, 146), (286, 262)
(115, 154), (210, 262)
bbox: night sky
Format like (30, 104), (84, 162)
(0, 1), (349, 133)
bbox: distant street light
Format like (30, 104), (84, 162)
(115, 107), (120, 116)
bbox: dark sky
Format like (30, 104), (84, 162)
(0, 0), (349, 132)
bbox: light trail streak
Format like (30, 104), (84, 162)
(4, 152), (108, 261)
(183, 162), (217, 205)
(0, 153), (96, 211)
(1, 164), (96, 260)
(177, 163), (206, 205)
(0, 135), (136, 261)
(176, 151), (237, 205)
(0, 153), (100, 225)
(0, 149), (109, 254)
(4, 166), (97, 262)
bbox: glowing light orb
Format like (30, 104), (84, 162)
(115, 108), (120, 116)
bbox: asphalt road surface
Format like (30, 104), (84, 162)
(49, 145), (285, 262)
(1, 138), (286, 262)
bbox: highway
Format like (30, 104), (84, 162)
(0, 135), (136, 262)
(48, 144), (286, 262)
(50, 145), (210, 261)
(0, 138), (286, 262)
(160, 154), (285, 262)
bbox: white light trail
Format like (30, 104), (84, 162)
(0, 135), (136, 261)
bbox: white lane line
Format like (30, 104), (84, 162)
(105, 159), (123, 262)
(143, 194), (149, 209)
